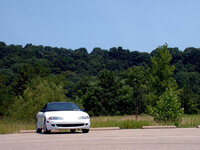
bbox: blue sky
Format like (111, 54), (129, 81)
(0, 0), (200, 53)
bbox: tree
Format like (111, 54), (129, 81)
(11, 63), (49, 96)
(183, 47), (200, 72)
(150, 45), (176, 99)
(175, 71), (200, 114)
(81, 70), (119, 116)
(149, 45), (183, 122)
(73, 76), (92, 107)
(0, 73), (15, 117)
(98, 70), (119, 115)
(180, 86), (199, 114)
(153, 87), (183, 122)
(116, 81), (133, 115)
(82, 85), (105, 116)
(124, 66), (148, 119)
(10, 77), (68, 120)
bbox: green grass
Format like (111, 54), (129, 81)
(178, 114), (200, 128)
(0, 114), (200, 134)
(0, 119), (35, 134)
(91, 115), (157, 128)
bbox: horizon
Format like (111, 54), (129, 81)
(1, 40), (198, 53)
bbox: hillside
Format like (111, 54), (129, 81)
(0, 41), (199, 118)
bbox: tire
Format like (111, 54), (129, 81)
(36, 127), (42, 133)
(43, 118), (51, 134)
(82, 129), (89, 133)
(70, 129), (76, 133)
(35, 119), (42, 133)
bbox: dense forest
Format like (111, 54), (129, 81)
(0, 41), (199, 121)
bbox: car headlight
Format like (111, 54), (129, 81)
(48, 116), (63, 120)
(79, 116), (90, 120)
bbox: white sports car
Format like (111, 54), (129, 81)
(35, 102), (90, 134)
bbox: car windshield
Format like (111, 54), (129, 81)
(46, 102), (81, 111)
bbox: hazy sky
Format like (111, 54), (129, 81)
(0, 0), (200, 52)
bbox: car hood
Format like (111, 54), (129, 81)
(44, 111), (89, 120)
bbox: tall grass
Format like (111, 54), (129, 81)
(0, 119), (35, 134)
(0, 114), (200, 134)
(91, 115), (157, 128)
(178, 114), (200, 127)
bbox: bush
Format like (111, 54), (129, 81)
(152, 88), (183, 123)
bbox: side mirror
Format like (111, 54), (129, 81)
(40, 109), (46, 112)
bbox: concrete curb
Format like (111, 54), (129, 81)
(20, 127), (120, 133)
(142, 126), (176, 129)
(90, 127), (120, 131)
(20, 130), (35, 133)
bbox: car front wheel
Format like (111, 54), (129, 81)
(82, 129), (89, 133)
(70, 129), (76, 133)
(36, 127), (42, 133)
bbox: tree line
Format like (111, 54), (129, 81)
(0, 41), (199, 122)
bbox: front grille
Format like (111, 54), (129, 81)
(56, 124), (85, 127)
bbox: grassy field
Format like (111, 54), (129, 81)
(178, 114), (200, 128)
(0, 114), (200, 134)
(91, 114), (200, 128)
(0, 119), (35, 134)
(91, 115), (157, 129)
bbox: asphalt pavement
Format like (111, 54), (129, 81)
(0, 128), (200, 150)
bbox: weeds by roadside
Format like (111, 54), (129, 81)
(0, 119), (35, 134)
(178, 114), (200, 128)
(0, 114), (200, 134)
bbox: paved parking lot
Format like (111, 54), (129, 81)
(0, 128), (200, 150)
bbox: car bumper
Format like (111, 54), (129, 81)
(46, 119), (90, 130)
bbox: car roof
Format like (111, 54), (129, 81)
(47, 102), (73, 105)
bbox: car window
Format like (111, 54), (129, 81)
(46, 103), (81, 111)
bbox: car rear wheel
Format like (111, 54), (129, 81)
(35, 119), (42, 133)
(82, 129), (89, 133)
